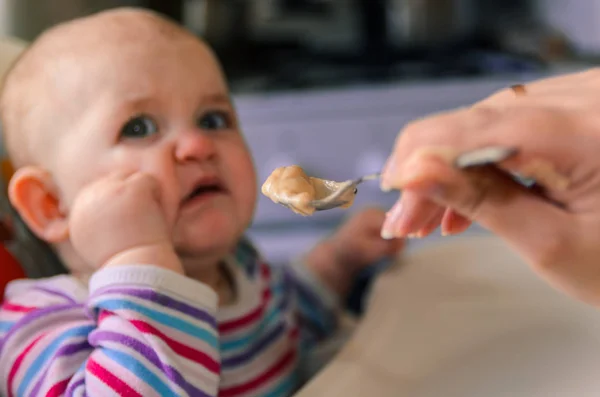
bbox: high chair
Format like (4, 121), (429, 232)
(0, 242), (24, 298)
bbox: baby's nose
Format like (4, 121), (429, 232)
(174, 130), (217, 163)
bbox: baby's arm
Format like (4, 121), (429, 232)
(0, 266), (220, 397)
(284, 258), (341, 350)
(286, 208), (404, 349)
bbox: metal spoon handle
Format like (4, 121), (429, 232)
(358, 173), (381, 182)
(312, 146), (518, 211)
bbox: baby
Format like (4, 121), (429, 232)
(0, 7), (402, 397)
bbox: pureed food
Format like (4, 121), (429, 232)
(261, 165), (356, 215)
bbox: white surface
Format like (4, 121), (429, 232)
(296, 234), (600, 397)
(536, 0), (600, 55)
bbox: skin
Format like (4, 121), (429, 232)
(3, 8), (403, 299)
(4, 8), (258, 290)
(379, 68), (600, 306)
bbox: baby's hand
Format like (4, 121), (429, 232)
(307, 207), (405, 296)
(69, 172), (182, 272)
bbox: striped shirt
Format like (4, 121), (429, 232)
(0, 238), (340, 397)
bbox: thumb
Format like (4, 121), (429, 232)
(397, 150), (571, 266)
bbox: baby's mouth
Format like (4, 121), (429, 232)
(182, 178), (227, 206)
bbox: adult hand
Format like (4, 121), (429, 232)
(379, 68), (600, 306)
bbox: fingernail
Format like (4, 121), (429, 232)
(416, 230), (429, 238)
(441, 228), (458, 237)
(381, 230), (395, 240)
(380, 201), (403, 239)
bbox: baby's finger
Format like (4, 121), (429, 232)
(104, 169), (137, 182)
(128, 172), (173, 221)
(127, 172), (160, 196)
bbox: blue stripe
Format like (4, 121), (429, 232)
(0, 321), (13, 332)
(271, 284), (285, 296)
(102, 349), (177, 396)
(222, 322), (286, 367)
(297, 298), (328, 331)
(18, 325), (94, 396)
(96, 299), (218, 349)
(264, 373), (297, 397)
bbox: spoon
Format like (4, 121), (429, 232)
(311, 146), (518, 211)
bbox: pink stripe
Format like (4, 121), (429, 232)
(87, 358), (143, 397)
(219, 347), (296, 396)
(46, 378), (70, 397)
(219, 288), (271, 333)
(7, 333), (46, 397)
(130, 319), (220, 374)
(98, 311), (113, 323)
(218, 261), (273, 333)
(2, 302), (36, 313)
(260, 263), (271, 281)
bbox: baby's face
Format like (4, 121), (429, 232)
(48, 35), (257, 261)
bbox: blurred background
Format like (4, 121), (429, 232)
(0, 1), (596, 301)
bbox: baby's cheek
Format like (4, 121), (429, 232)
(63, 159), (134, 207)
(53, 166), (91, 210)
(110, 149), (145, 173)
(230, 151), (258, 218)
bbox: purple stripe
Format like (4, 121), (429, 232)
(222, 321), (286, 367)
(90, 330), (211, 397)
(91, 287), (217, 328)
(0, 304), (83, 351)
(29, 340), (91, 396)
(33, 286), (78, 304)
(66, 376), (85, 395)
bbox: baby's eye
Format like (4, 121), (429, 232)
(120, 115), (158, 139)
(197, 111), (232, 131)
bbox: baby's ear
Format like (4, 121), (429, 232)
(8, 166), (68, 243)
